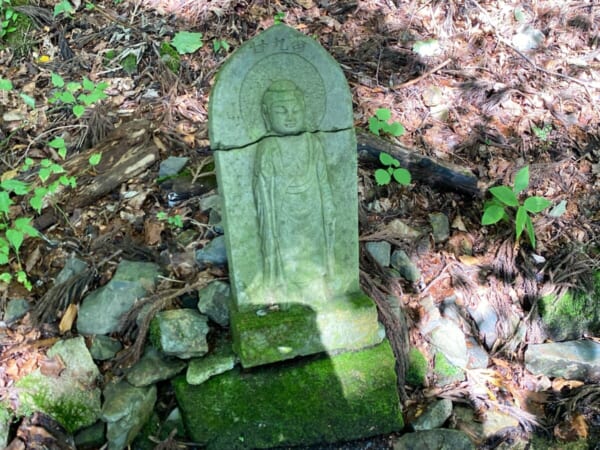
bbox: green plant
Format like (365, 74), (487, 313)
(532, 123), (552, 142)
(48, 73), (108, 118)
(157, 212), (184, 228)
(53, 0), (74, 17)
(0, 0), (18, 39)
(212, 38), (230, 54)
(171, 31), (203, 54)
(273, 11), (285, 24)
(374, 152), (411, 186)
(368, 108), (405, 137)
(481, 166), (552, 248)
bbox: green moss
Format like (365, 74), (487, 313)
(173, 340), (402, 449)
(434, 352), (464, 385)
(159, 42), (181, 73)
(132, 412), (160, 450)
(406, 348), (428, 386)
(1, 0), (34, 56)
(530, 434), (588, 450)
(148, 317), (161, 349)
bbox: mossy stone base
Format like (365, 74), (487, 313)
(173, 340), (403, 449)
(231, 292), (383, 368)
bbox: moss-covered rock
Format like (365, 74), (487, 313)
(539, 272), (600, 341)
(173, 340), (403, 449)
(406, 348), (428, 387)
(434, 352), (464, 386)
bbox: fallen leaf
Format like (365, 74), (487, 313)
(39, 355), (66, 377)
(59, 304), (78, 335)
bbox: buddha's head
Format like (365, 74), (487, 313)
(261, 80), (306, 135)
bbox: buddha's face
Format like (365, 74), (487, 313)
(264, 96), (305, 135)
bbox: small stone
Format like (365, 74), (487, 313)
(89, 335), (123, 361)
(365, 241), (391, 267)
(127, 347), (187, 387)
(197, 280), (231, 327)
(471, 299), (499, 349)
(195, 235), (227, 269)
(151, 309), (209, 359)
(208, 209), (223, 234)
(466, 337), (489, 370)
(453, 406), (519, 441)
(385, 219), (422, 239)
(390, 250), (421, 282)
(176, 229), (198, 248)
(74, 421), (106, 450)
(159, 157), (189, 177)
(412, 398), (453, 431)
(429, 212), (449, 243)
(198, 194), (222, 213)
(55, 257), (89, 285)
(394, 429), (475, 450)
(4, 298), (30, 323)
(525, 340), (600, 381)
(102, 380), (157, 450)
(428, 318), (468, 369)
(187, 340), (237, 385)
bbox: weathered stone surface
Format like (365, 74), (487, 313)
(4, 298), (29, 323)
(195, 235), (227, 269)
(16, 337), (101, 433)
(434, 352), (465, 386)
(231, 294), (383, 368)
(429, 212), (450, 243)
(391, 249), (421, 282)
(159, 156), (189, 177)
(0, 404), (10, 449)
(101, 381), (156, 450)
(55, 256), (88, 284)
(394, 429), (475, 450)
(74, 421), (106, 450)
(471, 298), (499, 349)
(89, 335), (122, 361)
(366, 241), (391, 267)
(126, 347), (187, 387)
(525, 340), (600, 381)
(173, 340), (402, 449)
(150, 309), (209, 359)
(186, 339), (237, 385)
(197, 280), (231, 327)
(453, 406), (519, 443)
(412, 399), (453, 431)
(428, 318), (468, 369)
(466, 337), (489, 369)
(77, 260), (160, 335)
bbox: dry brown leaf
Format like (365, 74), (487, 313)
(144, 219), (165, 246)
(39, 355), (65, 377)
(58, 304), (78, 335)
(551, 378), (585, 393)
(554, 412), (588, 441)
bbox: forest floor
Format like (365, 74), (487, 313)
(1, 0), (599, 449)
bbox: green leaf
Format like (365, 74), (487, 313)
(489, 186), (519, 207)
(16, 270), (31, 290)
(66, 81), (81, 93)
(14, 217), (38, 237)
(73, 104), (85, 118)
(375, 108), (391, 121)
(368, 117), (381, 135)
(0, 273), (11, 283)
(513, 166), (529, 194)
(48, 137), (65, 149)
(1, 179), (29, 195)
(482, 204), (506, 225)
(549, 200), (567, 217)
(385, 121), (405, 137)
(121, 54), (138, 75)
(0, 191), (12, 214)
(38, 168), (51, 183)
(19, 93), (35, 108)
(29, 193), (44, 213)
(0, 78), (13, 91)
(82, 77), (94, 91)
(6, 228), (23, 253)
(375, 168), (391, 186)
(85, 2), (95, 10)
(525, 215), (536, 248)
(89, 153), (102, 166)
(379, 152), (399, 167)
(515, 206), (527, 240)
(171, 31), (204, 54)
(54, 0), (74, 17)
(59, 91), (76, 103)
(393, 168), (411, 185)
(51, 72), (65, 88)
(524, 196), (551, 213)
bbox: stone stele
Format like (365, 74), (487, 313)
(210, 24), (383, 368)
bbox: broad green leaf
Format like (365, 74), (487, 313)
(48, 137), (65, 149)
(89, 153), (102, 166)
(14, 217), (39, 237)
(16, 270), (31, 290)
(51, 72), (65, 88)
(379, 152), (399, 167)
(59, 175), (76, 188)
(19, 93), (35, 108)
(1, 179), (29, 195)
(73, 104), (85, 118)
(6, 228), (23, 253)
(0, 191), (13, 213)
(58, 147), (67, 159)
(171, 31), (204, 54)
(525, 215), (536, 248)
(0, 239), (9, 254)
(121, 54), (138, 74)
(368, 117), (381, 135)
(29, 193), (44, 213)
(549, 200), (567, 217)
(0, 273), (11, 283)
(82, 77), (95, 91)
(38, 167), (51, 182)
(375, 108), (391, 121)
(59, 91), (76, 103)
(515, 206), (527, 240)
(489, 186), (519, 207)
(524, 196), (551, 213)
(482, 204), (506, 225)
(513, 166), (529, 194)
(393, 168), (411, 185)
(66, 82), (81, 93)
(385, 121), (405, 137)
(0, 78), (13, 91)
(375, 168), (391, 186)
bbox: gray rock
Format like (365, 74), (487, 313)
(152, 309), (209, 359)
(77, 260), (160, 335)
(394, 429), (475, 450)
(159, 156), (189, 177)
(429, 212), (450, 243)
(127, 347), (187, 387)
(195, 235), (227, 269)
(102, 380), (156, 450)
(434, 351), (465, 386)
(453, 406), (519, 441)
(0, 404), (11, 449)
(525, 340), (600, 381)
(208, 209), (223, 234)
(412, 398), (453, 431)
(390, 250), (421, 282)
(198, 193), (222, 213)
(187, 339), (237, 385)
(428, 318), (468, 369)
(55, 257), (89, 284)
(466, 337), (489, 369)
(16, 337), (102, 433)
(74, 421), (106, 450)
(197, 280), (231, 327)
(365, 241), (391, 267)
(4, 298), (30, 323)
(89, 335), (123, 361)
(471, 299), (499, 349)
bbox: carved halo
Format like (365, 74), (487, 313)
(239, 53), (327, 141)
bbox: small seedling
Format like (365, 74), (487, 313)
(274, 12), (285, 24)
(213, 39), (230, 54)
(157, 212), (184, 228)
(53, 0), (74, 17)
(48, 73), (108, 118)
(369, 108), (405, 137)
(171, 31), (204, 54)
(481, 166), (552, 248)
(0, 0), (18, 39)
(531, 123), (552, 142)
(375, 152), (411, 186)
